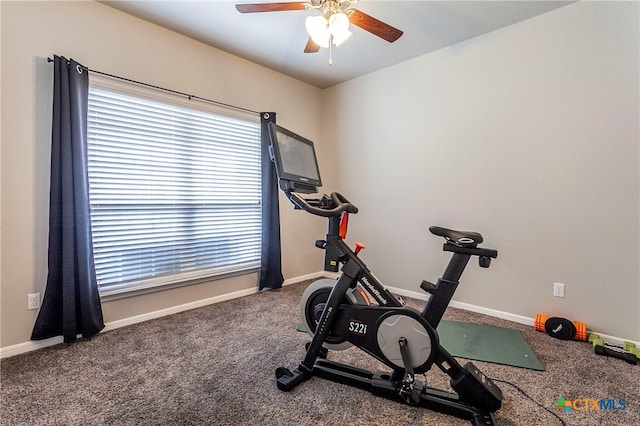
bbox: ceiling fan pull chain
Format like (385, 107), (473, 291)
(329, 34), (333, 66)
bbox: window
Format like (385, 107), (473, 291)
(87, 76), (262, 297)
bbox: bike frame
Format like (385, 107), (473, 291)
(278, 191), (501, 425)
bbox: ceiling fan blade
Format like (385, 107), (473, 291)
(235, 2), (308, 13)
(304, 37), (320, 53)
(347, 9), (403, 43)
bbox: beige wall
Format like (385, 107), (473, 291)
(0, 0), (326, 349)
(323, 1), (639, 340)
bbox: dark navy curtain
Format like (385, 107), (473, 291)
(31, 56), (104, 343)
(259, 112), (284, 290)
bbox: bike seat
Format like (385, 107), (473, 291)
(429, 226), (483, 247)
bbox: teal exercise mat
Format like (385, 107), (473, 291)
(437, 320), (544, 371)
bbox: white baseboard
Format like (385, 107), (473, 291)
(3, 274), (637, 358)
(386, 286), (534, 326)
(0, 337), (66, 359)
(0, 273), (327, 359)
(385, 285), (640, 346)
(102, 286), (259, 332)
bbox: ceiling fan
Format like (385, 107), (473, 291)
(235, 1), (403, 55)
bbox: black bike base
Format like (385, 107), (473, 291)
(277, 358), (496, 426)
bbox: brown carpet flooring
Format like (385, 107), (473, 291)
(1, 281), (638, 425)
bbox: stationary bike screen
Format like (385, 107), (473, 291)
(268, 122), (322, 194)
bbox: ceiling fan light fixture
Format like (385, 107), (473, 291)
(305, 15), (330, 48)
(306, 11), (352, 49)
(328, 12), (348, 33)
(328, 12), (352, 46)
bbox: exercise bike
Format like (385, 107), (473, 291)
(267, 123), (502, 426)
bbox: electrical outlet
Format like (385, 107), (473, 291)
(27, 293), (41, 310)
(553, 282), (565, 298)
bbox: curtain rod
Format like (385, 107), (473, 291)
(47, 57), (260, 116)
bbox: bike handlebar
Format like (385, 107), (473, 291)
(286, 191), (358, 217)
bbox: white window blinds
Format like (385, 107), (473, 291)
(87, 79), (261, 296)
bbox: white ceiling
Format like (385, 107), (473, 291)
(102, 1), (574, 89)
